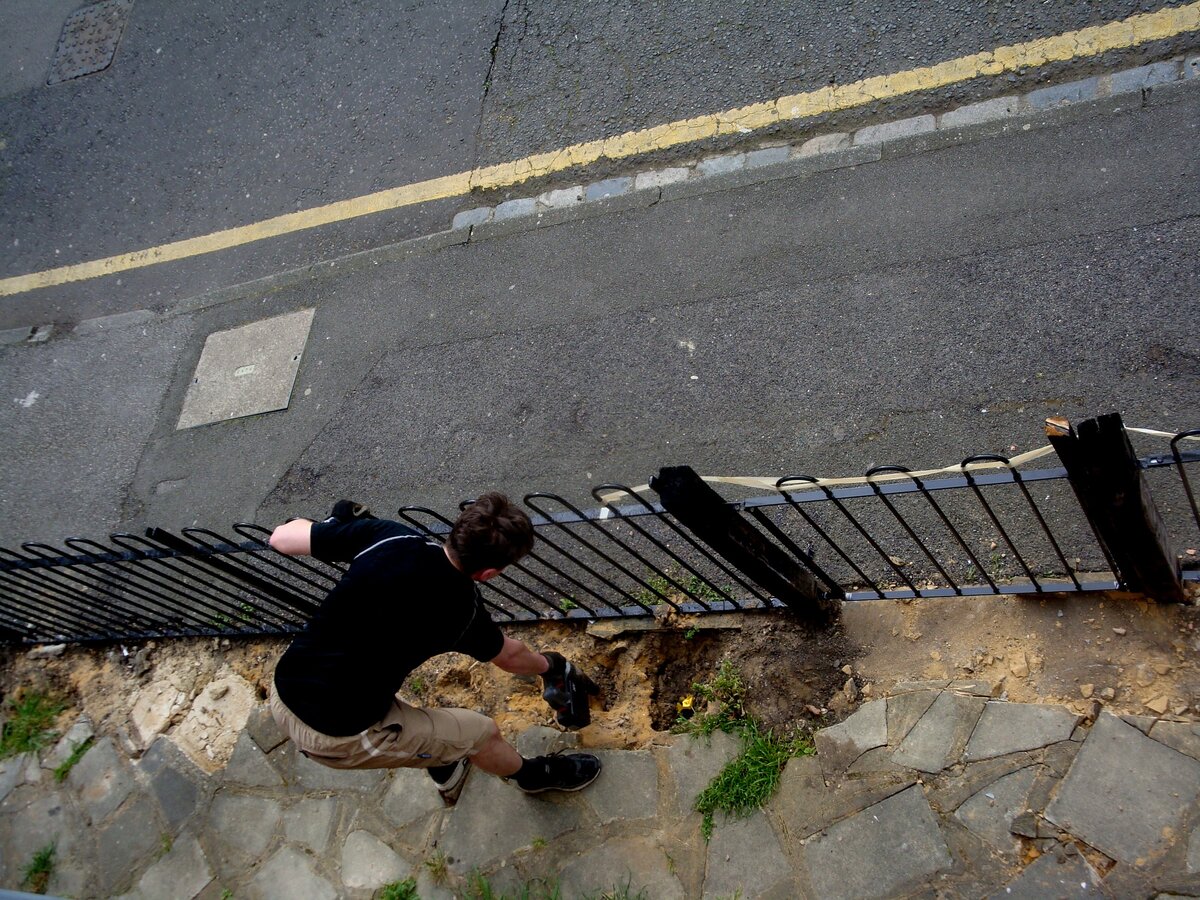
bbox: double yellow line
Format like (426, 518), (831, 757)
(3, 1), (1197, 298)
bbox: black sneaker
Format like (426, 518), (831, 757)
(431, 758), (471, 806)
(515, 751), (602, 794)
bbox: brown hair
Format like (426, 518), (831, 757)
(448, 492), (535, 574)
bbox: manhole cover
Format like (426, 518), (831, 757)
(47, 0), (134, 85)
(177, 309), (316, 430)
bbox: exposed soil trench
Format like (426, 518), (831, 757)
(3, 591), (1198, 773)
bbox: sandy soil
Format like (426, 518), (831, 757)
(3, 589), (1198, 768)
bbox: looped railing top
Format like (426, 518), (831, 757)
(1, 420), (1197, 644)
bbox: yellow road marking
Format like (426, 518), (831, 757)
(3, 1), (1198, 298)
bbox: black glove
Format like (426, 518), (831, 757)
(541, 651), (599, 730)
(328, 499), (375, 522)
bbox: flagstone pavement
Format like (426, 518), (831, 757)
(2, 679), (1198, 899)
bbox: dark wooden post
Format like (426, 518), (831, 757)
(1045, 413), (1186, 603)
(650, 465), (839, 624)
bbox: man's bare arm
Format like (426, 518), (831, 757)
(269, 519), (314, 556)
(490, 636), (550, 675)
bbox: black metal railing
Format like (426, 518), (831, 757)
(1, 424), (1196, 645)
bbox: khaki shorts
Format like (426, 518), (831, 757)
(269, 681), (495, 770)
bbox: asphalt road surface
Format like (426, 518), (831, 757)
(1, 0), (1197, 325)
(0, 83), (1195, 543)
(0, 2), (1197, 548)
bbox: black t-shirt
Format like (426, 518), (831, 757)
(273, 518), (504, 736)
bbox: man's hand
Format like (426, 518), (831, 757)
(540, 651), (599, 730)
(490, 637), (551, 676)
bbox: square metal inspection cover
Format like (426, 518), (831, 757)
(47, 0), (134, 85)
(177, 309), (315, 430)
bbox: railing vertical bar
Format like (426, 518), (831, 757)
(961, 456), (1042, 591)
(865, 467), (961, 594)
(776, 476), (885, 595)
(109, 535), (292, 632)
(593, 485), (756, 606)
(746, 507), (842, 595)
(20, 542), (185, 630)
(907, 473), (998, 592)
(61, 539), (230, 634)
(1008, 478), (1083, 591)
(1170, 431), (1200, 532)
(2, 546), (148, 636)
(396, 507), (589, 617)
(525, 494), (680, 612)
(0, 570), (92, 638)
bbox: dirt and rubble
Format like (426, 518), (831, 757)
(2, 590), (1198, 774)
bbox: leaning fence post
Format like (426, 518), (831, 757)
(649, 465), (839, 624)
(1045, 413), (1186, 603)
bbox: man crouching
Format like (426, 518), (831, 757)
(267, 492), (600, 803)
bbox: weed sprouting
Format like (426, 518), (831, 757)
(675, 660), (813, 839)
(379, 877), (419, 900)
(53, 736), (93, 783)
(583, 877), (649, 900)
(22, 842), (56, 894)
(673, 658), (747, 738)
(694, 721), (813, 840)
(1, 691), (66, 759)
(466, 871), (561, 900)
(424, 850), (448, 883)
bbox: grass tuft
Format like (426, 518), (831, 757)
(52, 736), (93, 783)
(379, 877), (419, 900)
(22, 842), (56, 894)
(583, 877), (649, 900)
(466, 871), (561, 900)
(672, 658), (747, 738)
(694, 721), (813, 840)
(675, 659), (814, 839)
(424, 850), (448, 884)
(1, 691), (66, 759)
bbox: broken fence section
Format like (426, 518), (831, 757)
(0, 415), (1196, 644)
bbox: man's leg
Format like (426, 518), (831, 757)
(469, 721), (522, 776)
(468, 719), (601, 793)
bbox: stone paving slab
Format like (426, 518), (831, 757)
(954, 765), (1038, 854)
(282, 796), (339, 853)
(68, 736), (135, 825)
(437, 763), (592, 871)
(815, 698), (886, 778)
(964, 701), (1080, 761)
(118, 832), (213, 900)
(801, 784), (953, 900)
(891, 691), (987, 773)
(585, 749), (658, 825)
(557, 834), (686, 900)
(247, 844), (338, 900)
(42, 717), (95, 772)
(222, 731), (284, 788)
(94, 791), (164, 895)
(665, 729), (742, 816)
(4, 691), (1200, 898)
(340, 828), (413, 890)
(988, 849), (1103, 898)
(1045, 712), (1200, 867)
(205, 792), (282, 872)
(704, 810), (794, 899)
(1150, 720), (1200, 762)
(770, 754), (915, 841)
